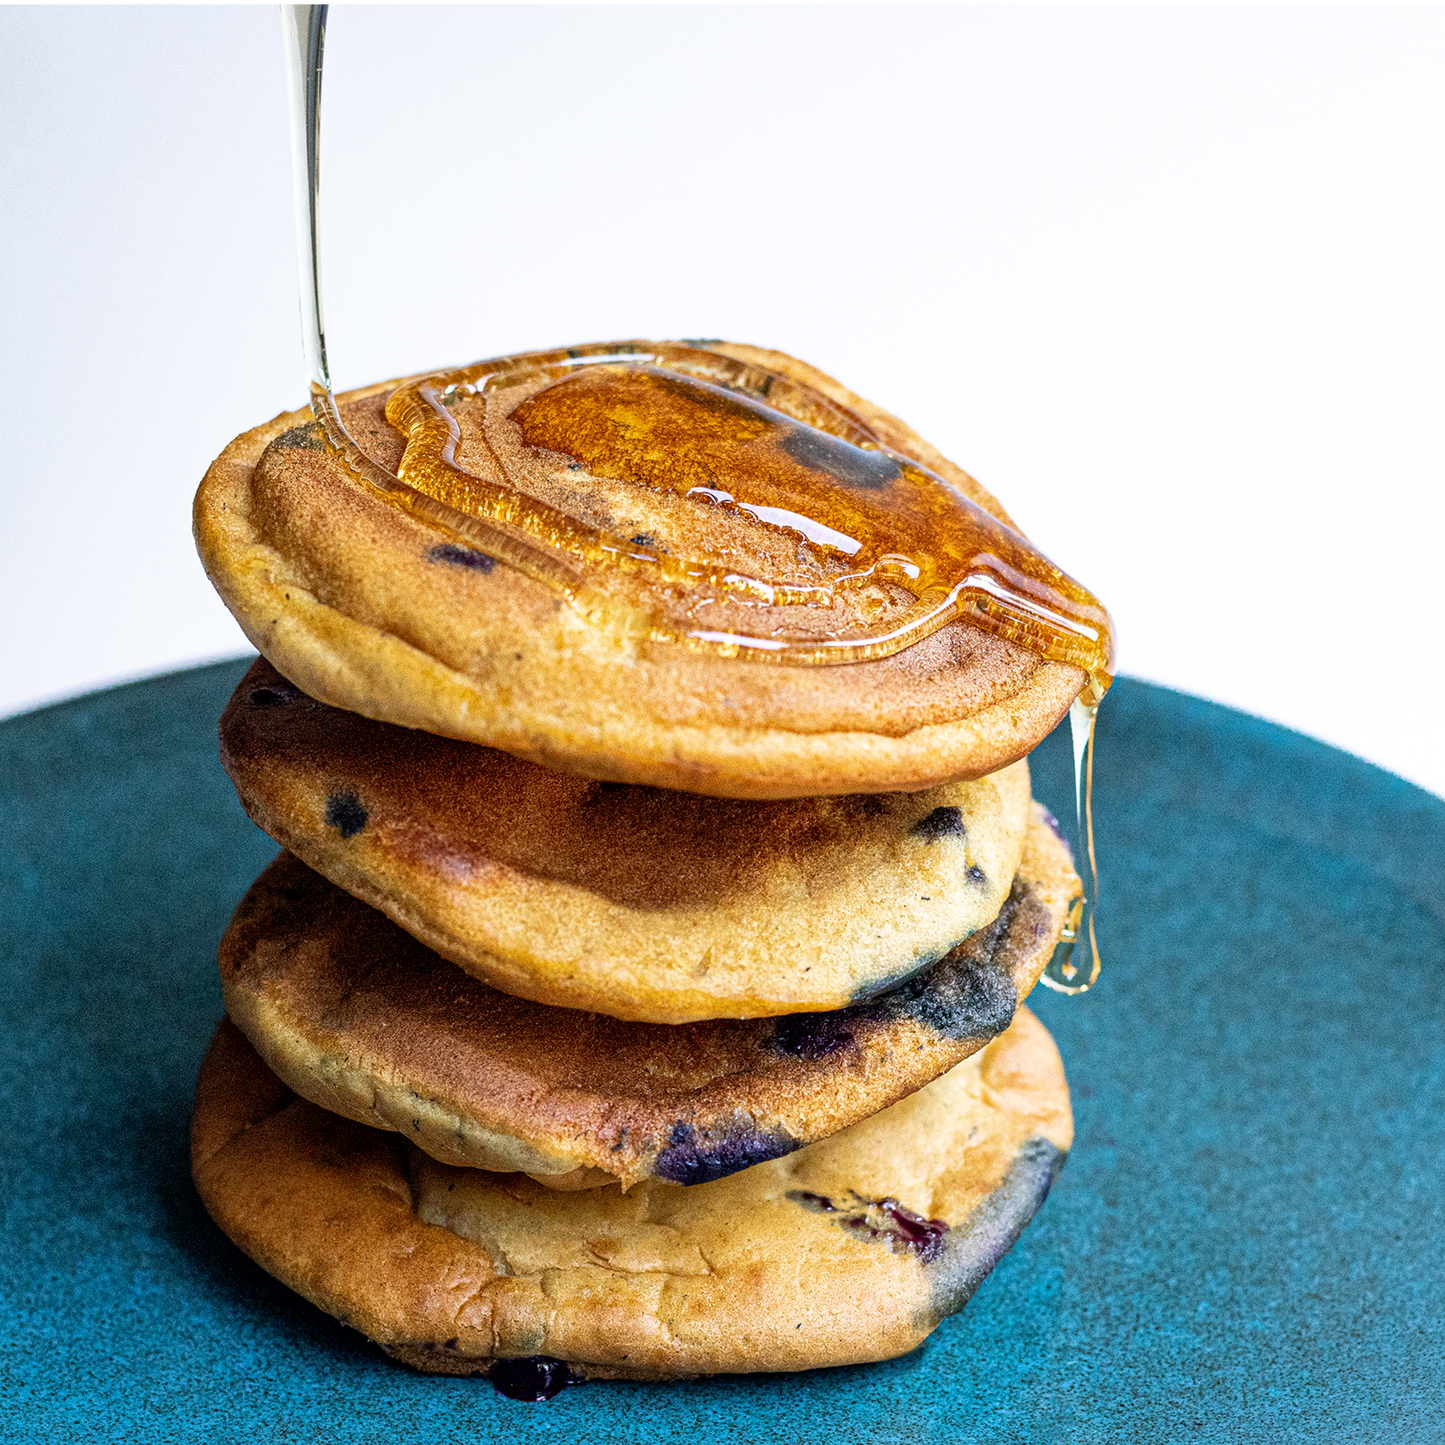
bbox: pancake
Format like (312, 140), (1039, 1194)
(220, 657), (1038, 1022)
(192, 1007), (1071, 1381)
(193, 342), (1084, 800)
(218, 812), (1075, 1189)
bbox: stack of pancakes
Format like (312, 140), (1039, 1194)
(190, 341), (1085, 1390)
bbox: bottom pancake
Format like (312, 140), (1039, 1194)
(220, 806), (1075, 1188)
(192, 1010), (1072, 1381)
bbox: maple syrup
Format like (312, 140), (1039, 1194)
(1040, 687), (1104, 995)
(322, 345), (1116, 686)
(280, 4), (1113, 993)
(280, 9), (1113, 692)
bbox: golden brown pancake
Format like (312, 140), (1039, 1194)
(193, 342), (1083, 800)
(192, 1008), (1071, 1380)
(220, 657), (1038, 1022)
(218, 815), (1075, 1189)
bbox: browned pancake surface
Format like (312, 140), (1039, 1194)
(220, 813), (1074, 1188)
(221, 658), (1038, 1021)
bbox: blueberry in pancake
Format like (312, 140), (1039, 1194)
(218, 818), (1073, 1189)
(219, 658), (1038, 1022)
(192, 1007), (1072, 1380)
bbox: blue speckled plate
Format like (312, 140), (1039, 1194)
(1, 662), (1441, 1443)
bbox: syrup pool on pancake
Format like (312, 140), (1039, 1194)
(318, 344), (1115, 684)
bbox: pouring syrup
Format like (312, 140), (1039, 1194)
(279, 4), (1109, 994)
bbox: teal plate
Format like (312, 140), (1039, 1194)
(1, 662), (1441, 1443)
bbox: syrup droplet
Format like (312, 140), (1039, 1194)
(1040, 684), (1104, 995)
(488, 1355), (577, 1402)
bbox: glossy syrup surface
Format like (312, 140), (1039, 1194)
(314, 341), (1115, 683)
(1040, 692), (1103, 994)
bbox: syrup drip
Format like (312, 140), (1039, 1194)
(279, 3), (1110, 994)
(1040, 684), (1104, 995)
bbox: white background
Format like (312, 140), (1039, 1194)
(3, 5), (1442, 794)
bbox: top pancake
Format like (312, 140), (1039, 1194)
(194, 341), (1083, 799)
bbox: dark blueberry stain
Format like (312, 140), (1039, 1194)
(681, 337), (724, 347)
(879, 1200), (949, 1261)
(768, 1012), (855, 1061)
(839, 1198), (950, 1263)
(629, 532), (656, 547)
(272, 422), (324, 451)
(925, 1137), (1068, 1325)
(654, 1120), (797, 1185)
(912, 806), (967, 844)
(966, 864), (987, 885)
(248, 686), (295, 707)
(786, 1190), (948, 1262)
(426, 542), (496, 572)
(848, 894), (1022, 1040)
(325, 791), (368, 839)
(777, 426), (902, 491)
(785, 1190), (836, 1213)
(767, 881), (1035, 1058)
(488, 1356), (582, 1402)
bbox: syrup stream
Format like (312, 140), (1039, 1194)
(277, 4), (1107, 991)
(1039, 684), (1103, 995)
(281, 4), (331, 404)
